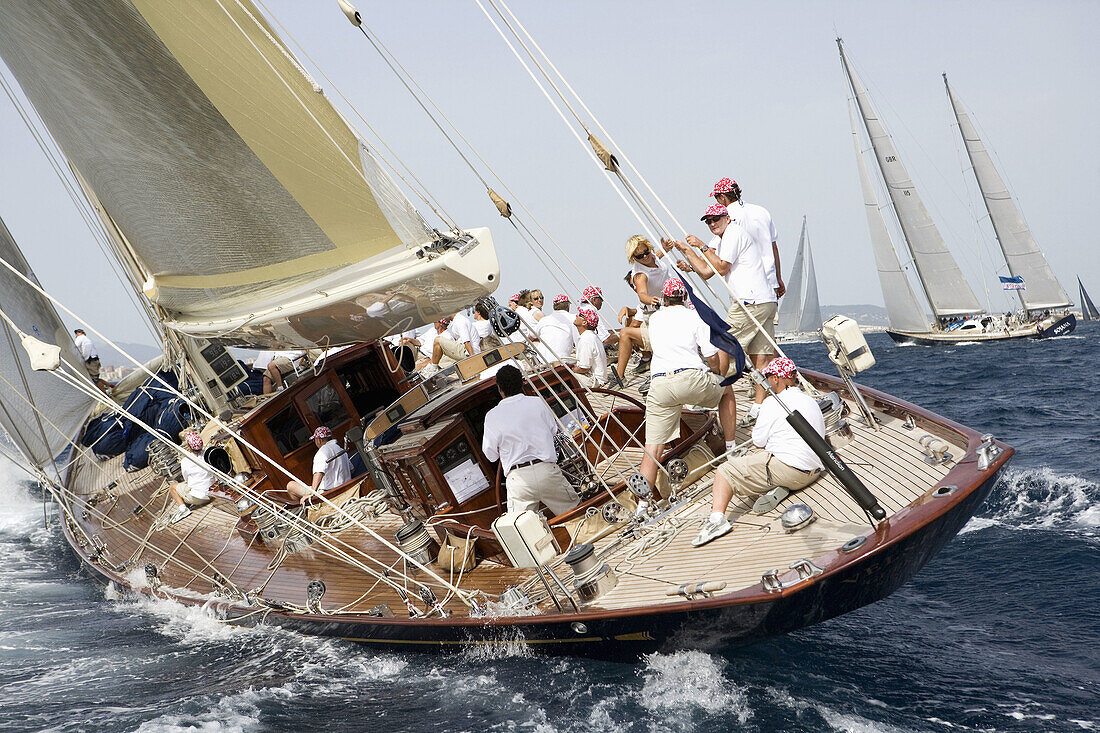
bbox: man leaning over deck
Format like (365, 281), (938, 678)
(286, 426), (352, 504)
(481, 365), (580, 517)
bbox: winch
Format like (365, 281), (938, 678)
(394, 519), (439, 566)
(562, 543), (617, 604)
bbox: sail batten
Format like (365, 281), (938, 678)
(849, 103), (931, 333)
(944, 75), (1071, 313)
(839, 41), (982, 319)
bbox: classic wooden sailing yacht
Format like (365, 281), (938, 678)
(840, 40), (1076, 346)
(776, 216), (824, 341)
(0, 3), (1013, 658)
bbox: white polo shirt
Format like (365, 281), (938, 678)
(482, 394), (559, 474)
(74, 333), (97, 361)
(575, 329), (608, 383)
(727, 200), (779, 289)
(716, 221), (776, 305)
(752, 387), (826, 472)
(630, 259), (671, 322)
(180, 452), (214, 500)
(313, 438), (352, 492)
(536, 310), (579, 361)
(447, 311), (481, 353)
(579, 302), (612, 341)
(647, 305), (717, 375)
(254, 350), (304, 371)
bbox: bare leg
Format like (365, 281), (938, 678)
(711, 468), (734, 515)
(616, 326), (641, 378)
(430, 339), (444, 366)
(168, 482), (188, 508)
(286, 480), (314, 501)
(640, 443), (665, 491)
(750, 353), (769, 404)
(718, 387), (737, 442)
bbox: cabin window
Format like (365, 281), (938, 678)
(337, 359), (400, 422)
(266, 405), (310, 455)
(305, 382), (350, 429)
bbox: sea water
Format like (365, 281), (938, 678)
(1, 330), (1097, 732)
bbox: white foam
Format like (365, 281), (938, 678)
(958, 516), (1001, 535)
(134, 685), (289, 733)
(765, 685), (916, 733)
(990, 467), (1099, 539)
(638, 651), (751, 725)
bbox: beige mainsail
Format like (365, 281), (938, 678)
(0, 0), (498, 347)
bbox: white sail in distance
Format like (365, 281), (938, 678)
(849, 103), (931, 333)
(0, 217), (95, 473)
(0, 0), (499, 348)
(777, 217), (808, 333)
(944, 74), (1071, 314)
(839, 40), (981, 320)
(799, 232), (823, 333)
(1080, 277), (1099, 322)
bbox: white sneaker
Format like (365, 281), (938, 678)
(692, 516), (732, 547)
(419, 363), (441, 378)
(167, 505), (191, 526)
(752, 487), (790, 515)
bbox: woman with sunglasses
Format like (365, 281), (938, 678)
(528, 290), (546, 321)
(612, 235), (671, 384)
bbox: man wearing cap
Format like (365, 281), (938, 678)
(73, 329), (111, 392)
(286, 426), (353, 503)
(640, 278), (738, 492)
(481, 365), (580, 516)
(712, 178), (784, 299)
(573, 307), (609, 388)
(579, 286), (617, 347)
(693, 356), (825, 547)
(665, 203), (778, 422)
(165, 431), (214, 525)
(535, 294), (580, 363)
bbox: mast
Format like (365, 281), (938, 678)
(848, 102), (931, 333)
(944, 74), (1072, 314)
(798, 228), (823, 333)
(839, 39), (982, 322)
(776, 216), (807, 333)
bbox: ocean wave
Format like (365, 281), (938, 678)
(965, 467), (1099, 539)
(638, 651), (751, 728)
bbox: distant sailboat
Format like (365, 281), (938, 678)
(776, 216), (823, 338)
(1080, 277), (1099, 322)
(839, 40), (1076, 345)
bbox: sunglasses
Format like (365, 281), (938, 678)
(703, 216), (723, 225)
(632, 250), (652, 261)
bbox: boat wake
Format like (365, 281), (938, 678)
(961, 467), (1099, 541)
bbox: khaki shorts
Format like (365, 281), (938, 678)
(727, 300), (778, 355)
(638, 323), (651, 352)
(436, 335), (469, 367)
(506, 461), (580, 517)
(644, 369), (725, 445)
(270, 355), (296, 376)
(85, 357), (101, 380)
(717, 451), (822, 502)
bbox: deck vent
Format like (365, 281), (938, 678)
(841, 535), (867, 553)
(933, 485), (958, 498)
(780, 504), (816, 532)
(563, 543), (618, 604)
(571, 622), (588, 635)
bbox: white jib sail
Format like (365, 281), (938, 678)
(777, 216), (807, 334)
(839, 41), (981, 319)
(0, 0), (498, 348)
(798, 231), (823, 334)
(944, 74), (1071, 313)
(0, 217), (95, 474)
(849, 103), (931, 333)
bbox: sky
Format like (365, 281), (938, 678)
(0, 0), (1097, 347)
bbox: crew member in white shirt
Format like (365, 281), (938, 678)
(255, 349), (306, 394)
(166, 431), (214, 525)
(423, 301), (492, 375)
(665, 203), (778, 420)
(614, 235), (670, 384)
(579, 286), (617, 347)
(640, 278), (737, 493)
(73, 329), (111, 392)
(510, 290), (541, 346)
(481, 365), (580, 516)
(535, 294), (580, 363)
(712, 177), (784, 298)
(693, 356), (825, 547)
(573, 307), (609, 388)
(286, 426), (353, 503)
(414, 319), (448, 370)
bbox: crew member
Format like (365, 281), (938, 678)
(579, 286), (617, 347)
(73, 329), (110, 392)
(535, 294), (579, 362)
(423, 301), (491, 375)
(640, 278), (737, 492)
(255, 350), (306, 394)
(693, 356), (825, 547)
(165, 431), (214, 525)
(528, 290), (547, 320)
(712, 177), (784, 299)
(614, 235), (670, 383)
(574, 307), (609, 388)
(666, 204), (777, 422)
(286, 426), (353, 503)
(481, 365), (580, 516)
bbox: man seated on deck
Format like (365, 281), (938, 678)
(693, 356), (825, 547)
(255, 350), (306, 394)
(481, 365), (580, 517)
(421, 301), (492, 377)
(286, 426), (352, 505)
(578, 286), (618, 348)
(573, 307), (609, 388)
(165, 431), (214, 525)
(535, 294), (580, 363)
